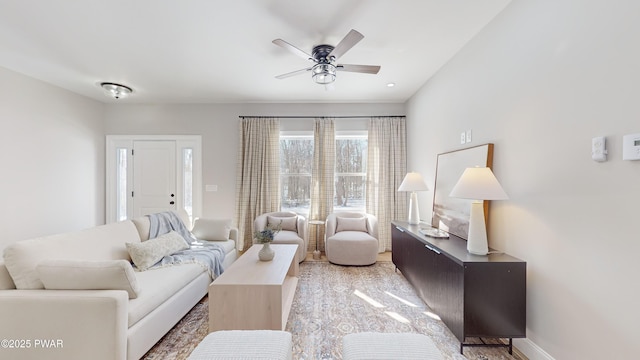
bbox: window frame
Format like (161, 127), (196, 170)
(279, 131), (314, 216)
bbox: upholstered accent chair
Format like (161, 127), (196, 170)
(325, 212), (379, 266)
(254, 211), (308, 263)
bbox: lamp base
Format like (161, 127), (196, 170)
(467, 201), (489, 255)
(407, 191), (420, 225)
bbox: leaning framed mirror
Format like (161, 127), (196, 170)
(431, 143), (494, 240)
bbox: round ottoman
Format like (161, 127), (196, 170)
(188, 330), (292, 360)
(343, 332), (443, 360)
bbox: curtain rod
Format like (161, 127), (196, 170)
(238, 115), (405, 119)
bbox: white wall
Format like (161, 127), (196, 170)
(406, 0), (639, 358)
(104, 102), (404, 219)
(0, 67), (105, 250)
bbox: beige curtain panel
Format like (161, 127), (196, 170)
(366, 116), (407, 252)
(234, 117), (281, 251)
(308, 118), (335, 252)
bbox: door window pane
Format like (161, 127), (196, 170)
(116, 148), (128, 221)
(183, 148), (193, 221)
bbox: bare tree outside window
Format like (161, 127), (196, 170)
(280, 133), (367, 215)
(280, 135), (314, 215)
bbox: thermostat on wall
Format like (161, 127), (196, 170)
(622, 133), (640, 160)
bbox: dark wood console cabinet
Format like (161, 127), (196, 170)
(391, 221), (526, 353)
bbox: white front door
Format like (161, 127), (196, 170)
(106, 135), (202, 224)
(132, 141), (177, 217)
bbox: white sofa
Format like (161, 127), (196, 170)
(0, 216), (238, 360)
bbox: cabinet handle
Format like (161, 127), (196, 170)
(425, 244), (441, 254)
(395, 226), (405, 232)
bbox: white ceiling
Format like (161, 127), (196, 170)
(0, 0), (510, 104)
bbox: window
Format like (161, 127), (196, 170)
(280, 134), (314, 215)
(334, 134), (367, 213)
(182, 148), (193, 221)
(115, 148), (129, 221)
(279, 131), (368, 215)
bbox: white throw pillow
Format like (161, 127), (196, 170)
(36, 259), (140, 299)
(336, 217), (368, 233)
(191, 218), (232, 241)
(267, 216), (297, 232)
(126, 231), (189, 271)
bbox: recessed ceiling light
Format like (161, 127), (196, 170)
(386, 82), (396, 88)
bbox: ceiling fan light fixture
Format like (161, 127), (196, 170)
(311, 63), (336, 85)
(100, 82), (133, 99)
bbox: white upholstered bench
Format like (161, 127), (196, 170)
(188, 330), (293, 360)
(343, 332), (443, 360)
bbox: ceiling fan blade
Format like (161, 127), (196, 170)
(272, 39), (314, 62)
(337, 64), (381, 74)
(328, 29), (364, 59)
(275, 67), (312, 79)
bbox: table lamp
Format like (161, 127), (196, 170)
(398, 172), (429, 225)
(449, 167), (508, 255)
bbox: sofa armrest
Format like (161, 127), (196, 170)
(0, 289), (128, 360)
(296, 216), (309, 244)
(229, 227), (239, 242)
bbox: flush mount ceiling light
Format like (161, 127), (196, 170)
(100, 82), (133, 99)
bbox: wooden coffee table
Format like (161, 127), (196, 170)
(208, 244), (299, 331)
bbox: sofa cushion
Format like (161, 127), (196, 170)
(36, 259), (141, 299)
(126, 231), (189, 271)
(200, 239), (236, 255)
(267, 216), (297, 232)
(128, 263), (206, 327)
(336, 217), (368, 233)
(0, 262), (15, 290)
(274, 230), (302, 242)
(3, 220), (142, 290)
(328, 231), (377, 242)
(191, 218), (232, 241)
(131, 216), (151, 241)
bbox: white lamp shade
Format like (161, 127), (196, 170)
(449, 167), (508, 200)
(398, 172), (429, 225)
(449, 167), (507, 255)
(398, 172), (429, 192)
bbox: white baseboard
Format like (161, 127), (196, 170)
(514, 338), (555, 360)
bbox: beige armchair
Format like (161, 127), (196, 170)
(325, 212), (379, 266)
(254, 211), (308, 263)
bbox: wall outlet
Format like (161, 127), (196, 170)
(591, 136), (607, 162)
(466, 130), (472, 143)
(460, 132), (466, 144)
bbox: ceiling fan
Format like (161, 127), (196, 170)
(272, 29), (381, 85)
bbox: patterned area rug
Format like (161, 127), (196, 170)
(143, 261), (523, 360)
